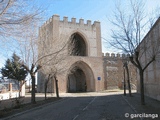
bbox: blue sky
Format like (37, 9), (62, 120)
(40, 0), (160, 52)
(0, 0), (160, 68)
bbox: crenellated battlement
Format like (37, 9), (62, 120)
(40, 14), (100, 30)
(102, 53), (130, 58)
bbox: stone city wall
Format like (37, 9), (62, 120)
(103, 53), (137, 90)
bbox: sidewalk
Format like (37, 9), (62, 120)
(122, 93), (160, 119)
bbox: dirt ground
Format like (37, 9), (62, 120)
(0, 96), (61, 118)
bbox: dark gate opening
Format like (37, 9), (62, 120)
(68, 68), (87, 93)
(68, 33), (87, 56)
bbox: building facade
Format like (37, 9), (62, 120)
(138, 18), (160, 101)
(37, 15), (105, 93)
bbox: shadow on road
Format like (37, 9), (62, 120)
(0, 92), (160, 120)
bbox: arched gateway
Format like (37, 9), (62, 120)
(37, 15), (105, 93)
(67, 61), (95, 92)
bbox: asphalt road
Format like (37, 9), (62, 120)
(2, 92), (139, 120)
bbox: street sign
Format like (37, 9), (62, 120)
(98, 77), (101, 80)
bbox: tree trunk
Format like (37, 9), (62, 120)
(18, 81), (25, 99)
(45, 85), (47, 100)
(18, 81), (21, 98)
(54, 76), (59, 98)
(126, 64), (132, 96)
(44, 80), (48, 100)
(123, 67), (126, 96)
(29, 79), (31, 92)
(139, 69), (145, 105)
(31, 74), (36, 104)
(44, 74), (51, 100)
(44, 79), (48, 100)
(51, 78), (54, 96)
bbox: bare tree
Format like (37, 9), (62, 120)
(18, 21), (70, 103)
(20, 41), (67, 103)
(22, 42), (67, 103)
(13, 21), (40, 104)
(0, 0), (44, 94)
(123, 60), (131, 97)
(107, 0), (160, 105)
(123, 63), (126, 96)
(0, 0), (43, 38)
(42, 53), (69, 99)
(44, 73), (53, 100)
(121, 55), (132, 96)
(0, 0), (45, 69)
(0, 0), (53, 104)
(43, 67), (64, 99)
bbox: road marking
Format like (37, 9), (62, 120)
(73, 115), (79, 120)
(122, 95), (143, 120)
(121, 95), (137, 113)
(73, 96), (97, 120)
(83, 96), (97, 111)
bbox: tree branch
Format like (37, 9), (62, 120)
(143, 55), (155, 71)
(129, 56), (139, 68)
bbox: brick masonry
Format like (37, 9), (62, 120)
(37, 15), (105, 93)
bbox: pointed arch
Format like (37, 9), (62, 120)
(68, 31), (88, 56)
(67, 61), (95, 92)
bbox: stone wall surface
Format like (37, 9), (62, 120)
(137, 18), (160, 101)
(103, 53), (137, 90)
(38, 15), (105, 93)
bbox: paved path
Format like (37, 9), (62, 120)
(0, 90), (128, 110)
(1, 90), (160, 120)
(1, 91), (139, 120)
